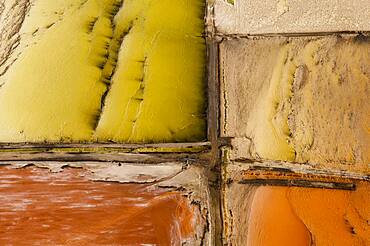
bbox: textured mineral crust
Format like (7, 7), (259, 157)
(0, 165), (207, 245)
(214, 0), (370, 35)
(220, 36), (370, 171)
(0, 0), (206, 143)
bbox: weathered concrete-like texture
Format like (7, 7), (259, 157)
(220, 36), (370, 171)
(0, 164), (211, 245)
(224, 182), (370, 245)
(0, 0), (206, 143)
(214, 0), (370, 35)
(0, 0), (29, 76)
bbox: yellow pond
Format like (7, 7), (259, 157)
(0, 0), (206, 143)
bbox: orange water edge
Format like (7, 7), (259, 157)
(247, 183), (369, 246)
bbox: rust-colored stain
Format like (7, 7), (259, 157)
(247, 183), (370, 246)
(239, 168), (356, 190)
(0, 166), (198, 245)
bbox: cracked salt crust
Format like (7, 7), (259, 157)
(9, 161), (184, 183)
(213, 0), (370, 35)
(0, 0), (206, 143)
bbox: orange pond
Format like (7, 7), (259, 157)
(247, 183), (370, 246)
(0, 166), (198, 245)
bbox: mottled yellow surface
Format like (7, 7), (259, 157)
(220, 37), (370, 167)
(248, 45), (296, 161)
(0, 0), (206, 143)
